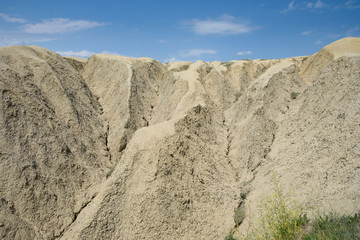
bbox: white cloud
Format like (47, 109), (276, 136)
(237, 50), (252, 56)
(187, 15), (258, 35)
(315, 40), (323, 45)
(56, 50), (121, 58)
(306, 0), (327, 9)
(345, 0), (360, 8)
(158, 39), (167, 43)
(0, 13), (26, 23)
(0, 37), (53, 46)
(281, 1), (296, 13)
(23, 18), (105, 34)
(345, 26), (360, 36)
(179, 49), (217, 58)
(163, 57), (178, 63)
(314, 0), (325, 8)
(101, 50), (120, 56)
(301, 30), (312, 35)
(56, 50), (96, 57)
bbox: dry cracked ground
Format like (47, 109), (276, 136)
(0, 37), (360, 239)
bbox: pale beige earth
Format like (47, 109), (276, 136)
(0, 37), (359, 239)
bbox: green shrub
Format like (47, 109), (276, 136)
(205, 66), (213, 73)
(235, 92), (242, 101)
(234, 205), (246, 227)
(301, 56), (309, 63)
(106, 165), (116, 178)
(251, 173), (308, 240)
(290, 92), (301, 99)
(240, 192), (247, 200)
(221, 62), (235, 68)
(225, 233), (238, 240)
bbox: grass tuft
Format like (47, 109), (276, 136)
(303, 212), (360, 240)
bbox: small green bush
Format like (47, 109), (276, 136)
(240, 192), (247, 200)
(290, 92), (301, 99)
(234, 205), (246, 227)
(301, 56), (309, 63)
(205, 66), (213, 73)
(221, 62), (235, 68)
(106, 165), (116, 178)
(255, 173), (308, 239)
(225, 233), (238, 240)
(235, 92), (242, 101)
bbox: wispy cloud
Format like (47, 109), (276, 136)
(101, 50), (121, 55)
(0, 36), (53, 46)
(306, 0), (326, 9)
(23, 18), (105, 34)
(163, 57), (178, 63)
(345, 26), (360, 36)
(301, 30), (312, 35)
(237, 50), (252, 56)
(283, 0), (331, 12)
(179, 49), (217, 58)
(56, 50), (96, 57)
(345, 0), (360, 8)
(281, 1), (296, 13)
(56, 50), (121, 58)
(315, 0), (326, 8)
(186, 15), (259, 35)
(0, 13), (26, 23)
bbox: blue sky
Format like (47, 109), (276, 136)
(0, 0), (359, 62)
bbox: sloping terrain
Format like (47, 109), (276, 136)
(0, 37), (359, 239)
(0, 46), (111, 239)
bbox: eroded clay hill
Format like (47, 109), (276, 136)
(0, 37), (359, 239)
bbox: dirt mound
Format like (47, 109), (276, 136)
(0, 37), (359, 239)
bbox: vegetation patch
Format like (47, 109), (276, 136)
(225, 233), (238, 240)
(235, 92), (242, 101)
(221, 62), (235, 68)
(303, 212), (360, 240)
(106, 165), (116, 178)
(205, 66), (213, 73)
(290, 91), (301, 99)
(234, 206), (246, 227)
(301, 56), (309, 63)
(240, 192), (247, 200)
(251, 173), (307, 239)
(229, 173), (360, 240)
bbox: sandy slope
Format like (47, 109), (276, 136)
(0, 37), (359, 239)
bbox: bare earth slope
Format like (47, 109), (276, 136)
(0, 37), (359, 239)
(0, 46), (112, 239)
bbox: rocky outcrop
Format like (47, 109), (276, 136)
(0, 37), (359, 239)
